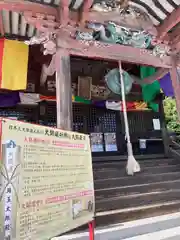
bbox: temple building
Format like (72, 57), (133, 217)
(0, 0), (180, 234)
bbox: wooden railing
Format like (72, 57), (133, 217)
(169, 136), (180, 160)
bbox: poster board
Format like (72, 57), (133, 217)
(90, 133), (104, 152)
(0, 118), (95, 240)
(152, 118), (161, 130)
(104, 133), (117, 152)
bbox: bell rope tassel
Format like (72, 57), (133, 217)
(118, 61), (141, 175)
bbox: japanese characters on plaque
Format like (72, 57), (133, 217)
(0, 118), (94, 240)
(2, 140), (19, 240)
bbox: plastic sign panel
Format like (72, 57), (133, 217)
(0, 118), (95, 240)
(104, 133), (117, 152)
(90, 133), (104, 152)
(152, 118), (161, 130)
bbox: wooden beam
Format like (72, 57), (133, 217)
(169, 26), (180, 52)
(0, 10), (4, 36)
(157, 7), (180, 41)
(170, 57), (180, 121)
(56, 33), (171, 68)
(80, 0), (94, 24)
(0, 1), (58, 19)
(59, 0), (70, 25)
(55, 49), (72, 130)
(169, 25), (180, 41)
(171, 40), (180, 54)
(24, 12), (59, 32)
(69, 43), (171, 68)
(132, 68), (169, 84)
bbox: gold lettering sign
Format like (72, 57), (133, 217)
(0, 118), (94, 240)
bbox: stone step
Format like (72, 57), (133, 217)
(96, 190), (180, 212)
(93, 158), (176, 170)
(95, 179), (180, 200)
(95, 200), (180, 227)
(93, 164), (180, 180)
(66, 157), (180, 233)
(94, 171), (180, 189)
(69, 201), (180, 233)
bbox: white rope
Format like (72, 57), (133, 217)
(118, 61), (141, 175)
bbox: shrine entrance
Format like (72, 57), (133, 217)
(37, 55), (167, 161)
(0, 44), (177, 229)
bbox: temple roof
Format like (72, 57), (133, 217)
(66, 0), (180, 26)
(24, 0), (180, 26)
(0, 0), (180, 39)
(128, 0), (180, 25)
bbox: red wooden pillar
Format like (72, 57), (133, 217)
(80, 0), (94, 24)
(170, 56), (180, 121)
(55, 49), (72, 130)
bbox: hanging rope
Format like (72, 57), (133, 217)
(118, 61), (141, 175)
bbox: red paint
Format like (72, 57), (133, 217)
(170, 28), (180, 52)
(55, 29), (171, 68)
(24, 14), (59, 32)
(62, 37), (171, 68)
(80, 0), (94, 23)
(157, 7), (180, 41)
(59, 0), (70, 25)
(88, 221), (95, 240)
(169, 26), (180, 42)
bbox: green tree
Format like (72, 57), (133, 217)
(164, 97), (180, 133)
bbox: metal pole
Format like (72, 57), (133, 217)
(55, 49), (72, 130)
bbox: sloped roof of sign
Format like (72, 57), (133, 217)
(1, 0), (180, 38)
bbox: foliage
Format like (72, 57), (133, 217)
(163, 97), (180, 133)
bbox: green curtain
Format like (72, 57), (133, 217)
(140, 66), (160, 112)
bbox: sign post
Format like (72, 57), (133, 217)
(89, 221), (95, 240)
(0, 118), (95, 240)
